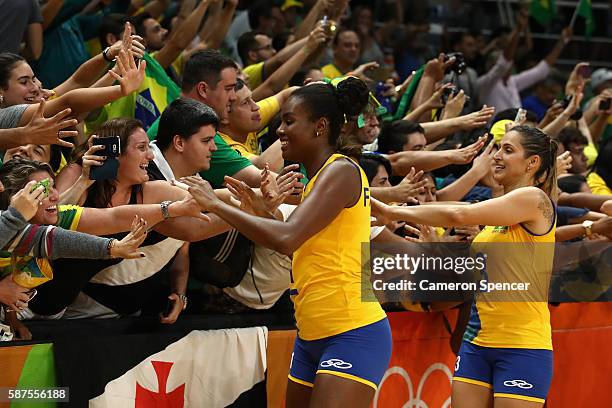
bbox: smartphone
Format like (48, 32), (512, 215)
(93, 136), (121, 158)
(578, 65), (592, 79)
(599, 98), (611, 111)
(514, 108), (527, 123)
(90, 158), (119, 180)
(31, 178), (50, 198)
(90, 136), (121, 180)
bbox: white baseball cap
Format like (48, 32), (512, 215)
(591, 68), (612, 91)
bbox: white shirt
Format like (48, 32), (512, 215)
(482, 55), (550, 113)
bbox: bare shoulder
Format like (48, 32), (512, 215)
(504, 186), (554, 225)
(535, 189), (555, 227)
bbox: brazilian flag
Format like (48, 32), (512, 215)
(530, 0), (557, 25)
(577, 0), (595, 39)
(86, 53), (180, 133)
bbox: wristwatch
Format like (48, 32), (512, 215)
(160, 201), (173, 219)
(102, 46), (114, 62)
(582, 220), (594, 237)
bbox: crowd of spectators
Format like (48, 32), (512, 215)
(0, 0), (611, 342)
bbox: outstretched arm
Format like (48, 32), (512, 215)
(154, 0), (211, 69)
(20, 51), (145, 123)
(182, 160), (361, 255)
(375, 187), (552, 231)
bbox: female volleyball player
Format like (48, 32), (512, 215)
(372, 125), (558, 407)
(182, 77), (392, 407)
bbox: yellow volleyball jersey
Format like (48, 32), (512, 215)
(465, 212), (556, 350)
(291, 154), (386, 340)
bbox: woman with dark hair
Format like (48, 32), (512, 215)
(0, 156), (207, 322)
(38, 117), (231, 321)
(182, 77), (392, 407)
(373, 125), (559, 407)
(359, 153), (392, 187)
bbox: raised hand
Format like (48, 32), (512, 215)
(392, 167), (428, 204)
(110, 216), (148, 259)
(556, 151), (572, 175)
(109, 49), (146, 96)
(179, 176), (220, 212)
(424, 53), (455, 82)
(539, 102), (564, 128)
(442, 89), (467, 120)
(262, 163), (301, 212)
(471, 138), (496, 178)
(9, 180), (46, 221)
(170, 193), (211, 221)
(80, 137), (106, 179)
(225, 176), (276, 218)
(306, 25), (328, 53)
(351, 61), (379, 83)
(448, 136), (487, 165)
(459, 105), (495, 130)
(109, 22), (146, 60)
(277, 164), (305, 196)
(24, 99), (77, 148)
(565, 62), (590, 95)
(562, 83), (584, 118)
(426, 83), (451, 109)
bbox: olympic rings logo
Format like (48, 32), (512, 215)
(374, 363), (453, 408)
(320, 359), (353, 369)
(503, 379), (534, 389)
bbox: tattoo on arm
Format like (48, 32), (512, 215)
(537, 191), (555, 227)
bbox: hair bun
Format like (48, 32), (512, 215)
(335, 77), (370, 117)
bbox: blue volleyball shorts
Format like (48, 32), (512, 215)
(453, 340), (553, 403)
(288, 318), (393, 390)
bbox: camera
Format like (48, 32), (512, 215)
(444, 52), (467, 75)
(561, 95), (583, 120)
(441, 85), (471, 105)
(599, 98), (611, 111)
(320, 15), (337, 37)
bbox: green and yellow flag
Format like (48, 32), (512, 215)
(86, 53), (180, 134)
(530, 0), (557, 25)
(577, 0), (595, 39)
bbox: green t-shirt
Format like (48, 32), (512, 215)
(147, 118), (251, 188)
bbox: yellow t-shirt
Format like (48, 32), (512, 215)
(243, 62), (265, 89)
(465, 210), (556, 350)
(291, 154), (386, 340)
(587, 172), (612, 195)
(218, 96), (280, 158)
(321, 63), (344, 79)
